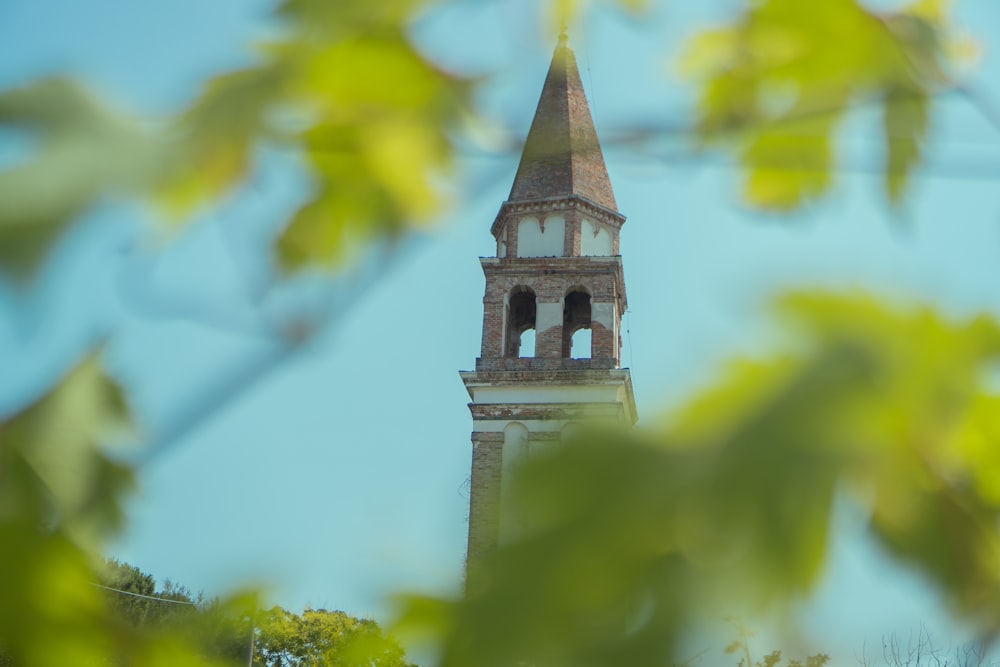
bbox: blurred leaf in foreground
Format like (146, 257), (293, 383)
(681, 0), (952, 210)
(0, 1), (472, 282)
(0, 354), (133, 547)
(0, 357), (121, 665)
(155, 0), (471, 272)
(0, 79), (159, 279)
(0, 0), (960, 281)
(397, 292), (1000, 667)
(0, 357), (232, 666)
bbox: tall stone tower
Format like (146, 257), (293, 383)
(461, 34), (637, 575)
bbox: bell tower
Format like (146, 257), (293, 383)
(461, 33), (637, 575)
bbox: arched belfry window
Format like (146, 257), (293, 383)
(562, 289), (592, 358)
(506, 287), (537, 358)
(519, 329), (536, 358)
(570, 328), (591, 359)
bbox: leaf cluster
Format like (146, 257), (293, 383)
(0, 0), (470, 282)
(0, 359), (235, 666)
(681, 0), (954, 209)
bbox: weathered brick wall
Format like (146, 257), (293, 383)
(477, 257), (625, 368)
(535, 310), (563, 358)
(475, 357), (618, 371)
(480, 295), (505, 358)
(591, 321), (615, 361)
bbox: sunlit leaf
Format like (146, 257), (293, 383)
(0, 0), (471, 282)
(252, 32), (459, 269)
(155, 2), (469, 273)
(155, 65), (289, 220)
(682, 0), (951, 210)
(742, 115), (834, 210)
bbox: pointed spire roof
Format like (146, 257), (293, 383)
(507, 34), (618, 212)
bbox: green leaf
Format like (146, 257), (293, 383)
(0, 356), (237, 666)
(883, 86), (929, 205)
(262, 29), (463, 270)
(682, 0), (950, 211)
(1, 0), (472, 282)
(155, 65), (289, 220)
(741, 114), (834, 210)
(0, 353), (134, 546)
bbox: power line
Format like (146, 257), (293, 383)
(91, 582), (197, 606)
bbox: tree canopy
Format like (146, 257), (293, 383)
(254, 606), (413, 667)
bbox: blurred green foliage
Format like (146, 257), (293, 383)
(159, 0), (470, 270)
(0, 0), (469, 281)
(395, 293), (1000, 667)
(0, 80), (159, 278)
(0, 0), (991, 665)
(95, 558), (412, 666)
(723, 623), (830, 667)
(0, 359), (232, 666)
(681, 0), (953, 209)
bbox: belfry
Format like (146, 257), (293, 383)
(461, 34), (637, 572)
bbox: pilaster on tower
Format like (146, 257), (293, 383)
(462, 35), (637, 580)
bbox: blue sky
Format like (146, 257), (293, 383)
(3, 0), (1000, 659)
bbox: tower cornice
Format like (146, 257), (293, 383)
(460, 368), (637, 427)
(491, 194), (626, 241)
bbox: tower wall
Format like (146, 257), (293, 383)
(461, 36), (637, 589)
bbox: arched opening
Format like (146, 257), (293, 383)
(506, 287), (537, 358)
(562, 289), (591, 358)
(570, 328), (591, 359)
(519, 329), (536, 358)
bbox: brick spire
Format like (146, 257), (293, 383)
(507, 34), (618, 212)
